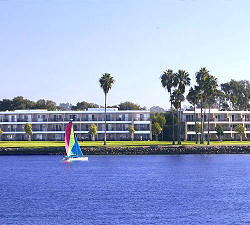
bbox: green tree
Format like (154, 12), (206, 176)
(173, 70), (191, 144)
(24, 123), (33, 141)
(0, 99), (13, 111)
(152, 122), (162, 141)
(162, 112), (177, 141)
(151, 113), (166, 141)
(128, 125), (135, 141)
(45, 100), (57, 111)
(88, 124), (97, 141)
(72, 101), (99, 110)
(0, 97), (58, 111)
(234, 124), (245, 141)
(187, 86), (200, 144)
(99, 73), (115, 145)
(118, 101), (145, 110)
(213, 90), (228, 110)
(35, 99), (47, 109)
(35, 99), (57, 111)
(12, 96), (26, 109)
(161, 69), (177, 144)
(215, 124), (224, 141)
(12, 96), (35, 110)
(221, 80), (250, 110)
(107, 105), (119, 108)
(0, 128), (3, 141)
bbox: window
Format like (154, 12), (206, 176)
(106, 115), (110, 121)
(70, 115), (77, 121)
(186, 115), (193, 122)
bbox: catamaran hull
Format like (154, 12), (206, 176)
(64, 157), (88, 161)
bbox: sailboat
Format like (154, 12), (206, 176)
(64, 121), (88, 161)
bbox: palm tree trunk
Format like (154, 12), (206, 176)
(203, 108), (206, 143)
(194, 104), (197, 144)
(161, 122), (163, 141)
(177, 108), (181, 145)
(104, 93), (107, 145)
(200, 103), (203, 144)
(180, 108), (182, 144)
(207, 104), (210, 145)
(202, 106), (206, 144)
(169, 90), (175, 145)
(170, 97), (175, 145)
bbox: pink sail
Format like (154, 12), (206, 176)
(65, 121), (73, 155)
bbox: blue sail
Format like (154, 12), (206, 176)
(75, 136), (83, 156)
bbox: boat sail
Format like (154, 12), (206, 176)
(64, 121), (88, 161)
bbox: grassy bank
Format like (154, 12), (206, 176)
(0, 141), (250, 148)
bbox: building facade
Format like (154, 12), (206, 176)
(183, 109), (250, 141)
(0, 108), (151, 141)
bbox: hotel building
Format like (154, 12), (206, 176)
(183, 109), (250, 141)
(0, 108), (151, 141)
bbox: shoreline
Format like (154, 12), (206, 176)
(0, 145), (250, 155)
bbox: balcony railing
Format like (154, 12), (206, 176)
(1, 117), (150, 123)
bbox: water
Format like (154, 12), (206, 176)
(0, 155), (249, 225)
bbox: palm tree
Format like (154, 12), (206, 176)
(195, 67), (210, 144)
(174, 70), (191, 144)
(161, 69), (177, 144)
(175, 70), (191, 93)
(99, 73), (115, 145)
(171, 89), (185, 144)
(204, 75), (218, 145)
(187, 86), (200, 144)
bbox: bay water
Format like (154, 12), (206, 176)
(0, 154), (249, 224)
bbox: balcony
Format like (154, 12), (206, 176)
(231, 119), (243, 122)
(213, 118), (230, 122)
(47, 128), (63, 131)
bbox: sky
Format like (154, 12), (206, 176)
(0, 0), (250, 109)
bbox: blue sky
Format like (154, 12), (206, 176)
(0, 0), (250, 109)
